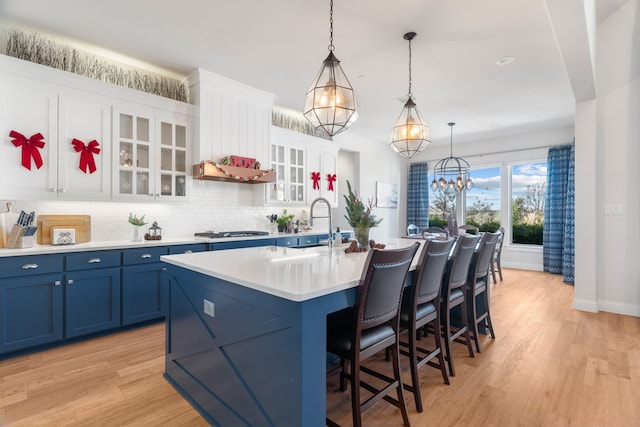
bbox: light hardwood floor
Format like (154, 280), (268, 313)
(1, 269), (639, 426)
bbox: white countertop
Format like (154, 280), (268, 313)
(161, 238), (425, 302)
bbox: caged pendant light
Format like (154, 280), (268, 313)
(303, 0), (358, 137)
(390, 32), (430, 158)
(430, 122), (473, 193)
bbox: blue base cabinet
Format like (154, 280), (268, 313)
(65, 267), (121, 338)
(0, 273), (63, 353)
(122, 263), (168, 325)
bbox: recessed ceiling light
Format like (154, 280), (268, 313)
(496, 56), (515, 66)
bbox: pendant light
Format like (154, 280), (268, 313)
(430, 122), (473, 193)
(390, 32), (430, 158)
(303, 0), (358, 137)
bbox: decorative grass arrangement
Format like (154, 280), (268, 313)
(5, 28), (188, 103)
(272, 110), (332, 141)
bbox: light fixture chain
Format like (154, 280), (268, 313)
(328, 0), (334, 51)
(407, 37), (413, 96)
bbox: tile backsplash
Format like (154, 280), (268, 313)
(2, 180), (318, 243)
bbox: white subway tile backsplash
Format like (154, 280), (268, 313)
(3, 181), (310, 242)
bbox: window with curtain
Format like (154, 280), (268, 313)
(543, 143), (575, 284)
(465, 166), (501, 231)
(511, 161), (547, 245)
(407, 162), (429, 232)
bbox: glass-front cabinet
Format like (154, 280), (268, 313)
(113, 105), (190, 201)
(268, 141), (306, 205)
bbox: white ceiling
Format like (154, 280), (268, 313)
(0, 0), (628, 147)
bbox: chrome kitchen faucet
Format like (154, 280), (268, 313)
(310, 197), (333, 247)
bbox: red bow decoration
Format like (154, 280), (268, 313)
(10, 130), (45, 170)
(311, 171), (321, 190)
(327, 173), (337, 191)
(72, 138), (101, 174)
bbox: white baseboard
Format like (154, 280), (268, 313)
(573, 298), (599, 313)
(502, 261), (543, 271)
(597, 300), (640, 317)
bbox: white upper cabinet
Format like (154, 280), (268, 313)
(112, 103), (192, 201)
(306, 145), (339, 207)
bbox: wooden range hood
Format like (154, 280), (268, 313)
(193, 161), (276, 184)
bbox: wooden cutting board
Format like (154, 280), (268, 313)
(37, 215), (91, 245)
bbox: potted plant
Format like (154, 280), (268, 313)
(275, 209), (295, 233)
(343, 181), (382, 247)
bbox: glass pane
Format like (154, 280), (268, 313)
(161, 122), (172, 146)
(176, 125), (186, 148)
(119, 142), (133, 167)
(297, 168), (303, 183)
(297, 150), (303, 164)
(465, 166), (501, 231)
(161, 148), (172, 170)
(119, 170), (132, 194)
(297, 185), (303, 201)
(137, 144), (149, 169)
(120, 114), (133, 139)
(175, 150), (186, 172)
(290, 186), (296, 201)
(428, 186), (457, 228)
(161, 174), (172, 196)
(136, 171), (149, 195)
(289, 148), (296, 165)
(277, 165), (284, 179)
(277, 145), (284, 161)
(137, 117), (149, 141)
(290, 166), (297, 183)
(511, 162), (546, 245)
(175, 175), (186, 197)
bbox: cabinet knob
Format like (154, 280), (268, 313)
(162, 267), (167, 272)
(67, 279), (74, 285)
(54, 280), (61, 286)
(21, 263), (39, 269)
(87, 258), (102, 264)
(140, 254), (152, 259)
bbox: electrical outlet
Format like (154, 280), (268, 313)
(604, 204), (624, 216)
(203, 299), (215, 317)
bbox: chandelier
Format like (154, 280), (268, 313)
(303, 0), (357, 137)
(430, 122), (473, 193)
(390, 31), (430, 158)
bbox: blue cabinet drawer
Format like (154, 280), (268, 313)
(276, 236), (299, 247)
(65, 251), (121, 271)
(0, 254), (64, 279)
(212, 239), (276, 250)
(297, 235), (318, 246)
(168, 243), (208, 254)
(122, 247), (168, 265)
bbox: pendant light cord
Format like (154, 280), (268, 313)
(328, 0), (334, 51)
(407, 36), (413, 97)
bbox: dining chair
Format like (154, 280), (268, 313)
(458, 224), (480, 235)
(467, 231), (500, 352)
(326, 243), (420, 427)
(422, 226), (449, 238)
(491, 226), (505, 284)
(440, 234), (480, 377)
(398, 238), (455, 413)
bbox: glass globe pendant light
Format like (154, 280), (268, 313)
(390, 32), (430, 158)
(303, 0), (357, 137)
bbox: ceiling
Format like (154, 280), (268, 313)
(0, 0), (628, 148)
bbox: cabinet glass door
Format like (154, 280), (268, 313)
(289, 147), (305, 203)
(158, 120), (188, 198)
(117, 113), (152, 197)
(270, 144), (286, 202)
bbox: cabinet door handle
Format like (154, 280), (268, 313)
(162, 267), (167, 272)
(87, 258), (102, 264)
(54, 280), (61, 286)
(21, 263), (39, 269)
(140, 254), (152, 259)
(58, 188), (66, 193)
(67, 279), (73, 285)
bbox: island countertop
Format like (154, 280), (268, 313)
(161, 237), (425, 302)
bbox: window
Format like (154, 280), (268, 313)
(511, 162), (546, 245)
(428, 185), (456, 228)
(465, 166), (501, 231)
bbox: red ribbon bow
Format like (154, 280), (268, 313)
(72, 138), (101, 174)
(327, 173), (337, 191)
(311, 171), (321, 190)
(10, 130), (45, 170)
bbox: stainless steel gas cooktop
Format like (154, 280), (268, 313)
(194, 230), (270, 239)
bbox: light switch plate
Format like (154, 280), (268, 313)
(604, 204), (624, 216)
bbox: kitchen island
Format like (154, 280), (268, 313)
(160, 238), (424, 427)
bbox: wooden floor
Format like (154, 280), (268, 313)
(1, 269), (640, 426)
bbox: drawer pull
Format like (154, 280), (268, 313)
(140, 254), (152, 259)
(87, 258), (102, 264)
(67, 279), (73, 285)
(54, 280), (61, 286)
(21, 263), (39, 269)
(184, 250), (193, 254)
(162, 267), (167, 272)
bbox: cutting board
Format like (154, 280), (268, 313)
(37, 215), (91, 245)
